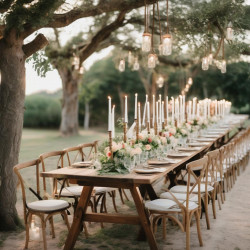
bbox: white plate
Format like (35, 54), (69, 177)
(148, 160), (170, 165)
(188, 142), (208, 147)
(167, 152), (191, 158)
(196, 138), (215, 142)
(72, 161), (92, 168)
(176, 147), (202, 151)
(134, 168), (166, 174)
(201, 134), (219, 138)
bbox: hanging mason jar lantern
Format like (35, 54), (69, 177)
(148, 53), (157, 69)
(162, 34), (172, 56)
(208, 53), (213, 65)
(221, 60), (226, 74)
(133, 57), (140, 71)
(226, 22), (233, 40)
(128, 51), (134, 65)
(73, 55), (80, 70)
(157, 75), (164, 88)
(202, 56), (209, 70)
(187, 77), (193, 86)
(118, 59), (125, 72)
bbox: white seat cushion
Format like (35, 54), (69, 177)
(27, 199), (69, 212)
(57, 186), (83, 197)
(94, 187), (116, 194)
(145, 199), (198, 212)
(160, 192), (198, 202)
(170, 184), (214, 194)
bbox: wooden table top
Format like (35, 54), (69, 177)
(40, 135), (223, 187)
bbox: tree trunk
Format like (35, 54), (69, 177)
(84, 101), (90, 130)
(0, 38), (25, 230)
(58, 68), (79, 136)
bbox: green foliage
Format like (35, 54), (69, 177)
(26, 50), (53, 77)
(24, 92), (61, 128)
(4, 0), (63, 34)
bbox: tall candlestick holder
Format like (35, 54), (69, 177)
(162, 122), (165, 131)
(154, 121), (158, 136)
(135, 119), (139, 141)
(108, 130), (113, 160)
(147, 121), (150, 134)
(123, 122), (127, 142)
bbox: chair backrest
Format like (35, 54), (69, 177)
(64, 145), (84, 166)
(78, 141), (98, 161)
(14, 159), (41, 222)
(206, 149), (222, 181)
(185, 156), (208, 210)
(39, 150), (65, 198)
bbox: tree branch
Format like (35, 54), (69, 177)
(22, 33), (49, 58)
(0, 24), (5, 39)
(79, 10), (127, 63)
(45, 0), (156, 29)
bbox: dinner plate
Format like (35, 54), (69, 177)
(72, 161), (92, 168)
(134, 168), (166, 174)
(167, 152), (191, 158)
(196, 138), (215, 142)
(147, 160), (170, 165)
(201, 135), (219, 138)
(187, 142), (208, 147)
(176, 147), (202, 151)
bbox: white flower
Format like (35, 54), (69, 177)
(145, 144), (151, 151)
(134, 147), (142, 155)
(181, 129), (187, 135)
(169, 127), (176, 135)
(160, 137), (167, 145)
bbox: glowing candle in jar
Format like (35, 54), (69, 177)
(142, 94), (148, 126)
(112, 105), (115, 138)
(134, 93), (138, 120)
(108, 96), (112, 131)
(124, 96), (128, 123)
(152, 95), (155, 126)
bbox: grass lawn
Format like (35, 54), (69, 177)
(19, 128), (107, 162)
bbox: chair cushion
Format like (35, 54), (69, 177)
(27, 199), (69, 212)
(145, 199), (198, 212)
(170, 184), (214, 194)
(160, 192), (198, 202)
(57, 186), (83, 197)
(94, 187), (116, 194)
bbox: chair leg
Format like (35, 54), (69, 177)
(118, 188), (125, 204)
(49, 217), (55, 238)
(185, 212), (190, 250)
(62, 210), (70, 231)
(195, 210), (203, 246)
(212, 189), (216, 219)
(41, 216), (47, 250)
(25, 213), (32, 249)
(162, 216), (167, 240)
(217, 185), (222, 210)
(109, 190), (118, 213)
(122, 189), (129, 201)
(204, 194), (210, 229)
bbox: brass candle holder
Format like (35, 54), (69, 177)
(108, 130), (113, 160)
(123, 122), (127, 142)
(154, 121), (158, 136)
(135, 119), (139, 142)
(147, 121), (150, 134)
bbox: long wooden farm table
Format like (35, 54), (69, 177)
(40, 120), (246, 250)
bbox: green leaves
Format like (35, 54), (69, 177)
(26, 50), (53, 77)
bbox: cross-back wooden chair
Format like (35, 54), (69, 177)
(14, 159), (70, 250)
(206, 149), (224, 219)
(145, 157), (209, 250)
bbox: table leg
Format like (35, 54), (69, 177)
(63, 186), (94, 250)
(130, 186), (158, 250)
